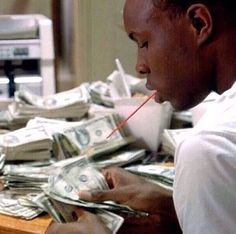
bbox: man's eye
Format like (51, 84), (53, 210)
(139, 41), (148, 49)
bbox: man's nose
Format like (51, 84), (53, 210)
(135, 62), (151, 75)
(135, 51), (150, 76)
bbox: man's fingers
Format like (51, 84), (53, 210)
(78, 190), (94, 201)
(79, 190), (111, 202)
(74, 207), (86, 219)
(79, 189), (125, 203)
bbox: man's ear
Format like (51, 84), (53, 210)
(187, 4), (213, 46)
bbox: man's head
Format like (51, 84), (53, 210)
(123, 0), (236, 110)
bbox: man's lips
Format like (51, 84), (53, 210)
(145, 82), (155, 91)
(145, 81), (165, 103)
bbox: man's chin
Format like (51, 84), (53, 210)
(171, 101), (197, 111)
(154, 93), (165, 104)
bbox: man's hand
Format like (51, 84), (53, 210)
(79, 167), (174, 215)
(45, 209), (111, 234)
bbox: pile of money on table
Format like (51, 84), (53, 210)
(0, 76), (179, 233)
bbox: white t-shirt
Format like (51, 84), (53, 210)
(173, 82), (236, 234)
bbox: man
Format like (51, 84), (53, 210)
(46, 0), (236, 233)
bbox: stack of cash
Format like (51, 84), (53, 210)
(126, 164), (175, 191)
(171, 110), (193, 128)
(161, 128), (192, 156)
(45, 156), (147, 216)
(0, 151), (148, 227)
(92, 148), (146, 169)
(25, 114), (135, 160)
(33, 193), (124, 234)
(0, 110), (10, 129)
(41, 155), (146, 234)
(60, 113), (135, 158)
(41, 156), (127, 233)
(0, 190), (43, 219)
(0, 125), (53, 161)
(89, 81), (113, 107)
(5, 85), (90, 129)
(1, 161), (53, 190)
(47, 156), (109, 201)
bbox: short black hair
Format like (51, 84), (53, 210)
(152, 0), (236, 16)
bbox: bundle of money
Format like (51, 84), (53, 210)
(126, 164), (175, 191)
(89, 81), (113, 107)
(48, 156), (109, 201)
(0, 110), (10, 129)
(161, 128), (192, 156)
(2, 161), (53, 190)
(0, 190), (43, 219)
(0, 150), (149, 225)
(46, 156), (147, 216)
(92, 148), (146, 169)
(25, 114), (135, 160)
(5, 85), (90, 129)
(61, 113), (135, 158)
(0, 125), (53, 161)
(33, 193), (124, 234)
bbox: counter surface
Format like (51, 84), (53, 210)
(0, 212), (182, 234)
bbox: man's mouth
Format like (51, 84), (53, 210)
(145, 82), (155, 91)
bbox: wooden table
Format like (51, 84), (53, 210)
(0, 212), (182, 234)
(0, 214), (52, 234)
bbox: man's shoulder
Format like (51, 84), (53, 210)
(175, 128), (236, 166)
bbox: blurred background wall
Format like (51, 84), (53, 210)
(0, 0), (137, 92)
(0, 0), (51, 17)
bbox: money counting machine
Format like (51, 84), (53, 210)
(0, 14), (55, 103)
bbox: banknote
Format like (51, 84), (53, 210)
(61, 156), (109, 193)
(0, 126), (53, 161)
(89, 81), (113, 107)
(5, 85), (90, 129)
(0, 190), (43, 219)
(126, 164), (175, 191)
(16, 85), (89, 109)
(35, 192), (124, 234)
(161, 128), (192, 156)
(92, 149), (146, 168)
(62, 114), (135, 157)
